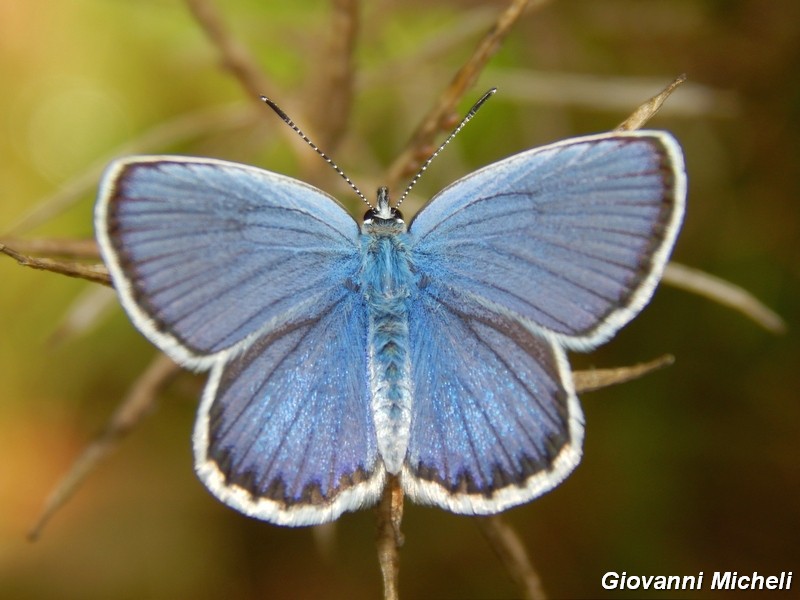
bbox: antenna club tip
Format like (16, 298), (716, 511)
(262, 97), (291, 121)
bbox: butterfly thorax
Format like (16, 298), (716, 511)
(360, 198), (414, 475)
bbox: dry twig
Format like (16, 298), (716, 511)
(0, 237), (100, 259)
(385, 0), (552, 191)
(308, 0), (359, 152)
(490, 70), (737, 118)
(616, 74), (687, 131)
(663, 262), (786, 334)
(29, 353), (181, 540)
(477, 515), (547, 600)
(48, 286), (118, 347)
(573, 355), (675, 394)
(0, 243), (110, 287)
(376, 475), (404, 600)
(185, 0), (273, 103)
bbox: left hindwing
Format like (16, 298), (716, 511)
(408, 131), (686, 351)
(194, 289), (385, 526)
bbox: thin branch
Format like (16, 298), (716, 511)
(28, 353), (181, 540)
(1, 243), (110, 286)
(185, 0), (323, 172)
(385, 0), (551, 191)
(573, 354), (675, 394)
(663, 262), (786, 334)
(491, 70), (737, 118)
(360, 7), (500, 91)
(0, 237), (100, 259)
(185, 0), (273, 103)
(376, 475), (404, 600)
(616, 73), (687, 131)
(47, 286), (118, 348)
(312, 522), (338, 563)
(476, 515), (547, 600)
(308, 0), (360, 152)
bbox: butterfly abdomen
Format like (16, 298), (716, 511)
(361, 225), (415, 474)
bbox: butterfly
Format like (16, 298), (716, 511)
(95, 97), (686, 526)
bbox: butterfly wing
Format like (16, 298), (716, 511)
(402, 290), (583, 513)
(403, 131), (684, 511)
(195, 289), (385, 526)
(409, 131), (686, 351)
(96, 156), (361, 368)
(97, 157), (381, 525)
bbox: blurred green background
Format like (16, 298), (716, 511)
(1, 1), (798, 598)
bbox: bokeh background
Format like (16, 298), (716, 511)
(1, 1), (798, 598)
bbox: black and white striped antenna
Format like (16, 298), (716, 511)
(261, 96), (372, 210)
(262, 88), (497, 212)
(394, 88), (497, 210)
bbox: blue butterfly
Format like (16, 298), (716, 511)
(95, 101), (685, 526)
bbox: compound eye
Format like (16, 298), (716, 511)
(362, 206), (404, 224)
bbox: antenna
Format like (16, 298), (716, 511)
(260, 96), (373, 210)
(395, 87), (497, 210)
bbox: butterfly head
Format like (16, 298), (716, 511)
(362, 186), (404, 231)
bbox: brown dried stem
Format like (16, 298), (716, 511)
(488, 70), (738, 117)
(184, 0), (325, 172)
(28, 353), (181, 540)
(1, 243), (110, 287)
(376, 475), (404, 600)
(48, 286), (118, 348)
(573, 354), (675, 394)
(385, 0), (551, 191)
(307, 0), (360, 152)
(663, 262), (786, 334)
(1, 237), (100, 259)
(185, 0), (273, 103)
(477, 515), (547, 600)
(615, 73), (687, 131)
